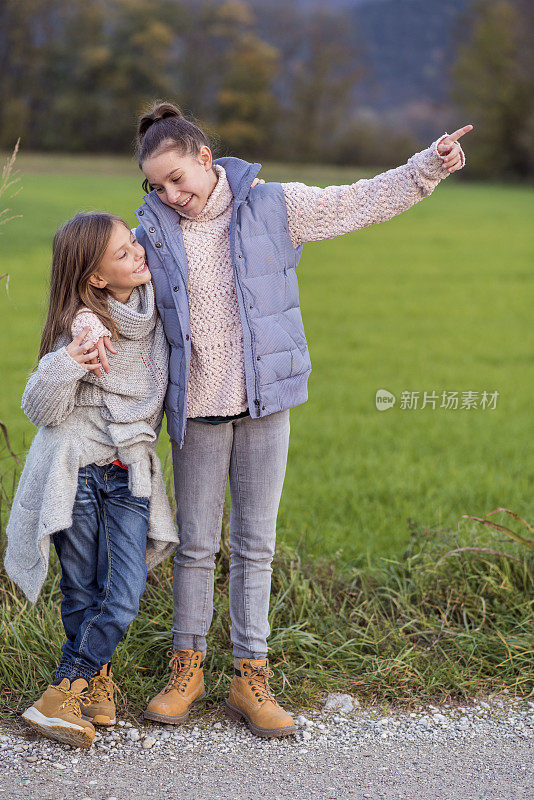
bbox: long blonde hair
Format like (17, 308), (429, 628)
(38, 211), (127, 359)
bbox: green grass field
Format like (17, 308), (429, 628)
(1, 153), (533, 566)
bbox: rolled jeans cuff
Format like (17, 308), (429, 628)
(55, 659), (96, 682)
(233, 648), (268, 662)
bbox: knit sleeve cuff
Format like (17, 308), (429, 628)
(60, 345), (95, 378)
(72, 310), (112, 346)
(413, 133), (466, 181)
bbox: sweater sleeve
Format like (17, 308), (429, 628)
(282, 134), (466, 248)
(71, 309), (111, 346)
(21, 345), (89, 427)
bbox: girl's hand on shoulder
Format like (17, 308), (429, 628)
(71, 309), (116, 376)
(66, 328), (104, 372)
(86, 335), (118, 378)
(66, 330), (117, 377)
(250, 178), (265, 189)
(436, 124), (474, 172)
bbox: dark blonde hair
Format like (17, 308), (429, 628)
(137, 101), (211, 193)
(38, 211), (127, 359)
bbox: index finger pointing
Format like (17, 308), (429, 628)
(448, 124), (474, 142)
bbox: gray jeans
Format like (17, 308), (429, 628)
(170, 409), (290, 659)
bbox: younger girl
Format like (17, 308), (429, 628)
(4, 212), (179, 748)
(131, 103), (472, 739)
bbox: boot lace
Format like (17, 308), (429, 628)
(57, 686), (84, 717)
(81, 673), (117, 704)
(164, 650), (198, 694)
(246, 664), (276, 704)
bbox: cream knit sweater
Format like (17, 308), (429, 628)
(175, 134), (464, 418)
(179, 167), (249, 418)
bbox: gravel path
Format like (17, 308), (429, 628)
(1, 695), (532, 799)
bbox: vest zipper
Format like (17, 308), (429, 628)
(230, 202), (260, 415)
(150, 212), (192, 445)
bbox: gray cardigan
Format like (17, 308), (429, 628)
(4, 282), (179, 603)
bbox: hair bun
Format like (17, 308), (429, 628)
(136, 101), (210, 168)
(138, 102), (184, 142)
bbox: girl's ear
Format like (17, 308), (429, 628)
(88, 273), (108, 290)
(198, 145), (213, 171)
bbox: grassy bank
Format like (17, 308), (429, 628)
(1, 504), (532, 718)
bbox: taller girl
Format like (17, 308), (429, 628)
(134, 102), (472, 738)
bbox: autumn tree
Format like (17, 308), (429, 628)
(0, 0), (186, 152)
(210, 2), (280, 155)
(280, 7), (363, 163)
(450, 0), (534, 177)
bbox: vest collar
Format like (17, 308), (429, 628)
(213, 156), (262, 203)
(138, 191), (182, 231)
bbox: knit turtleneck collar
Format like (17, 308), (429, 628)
(178, 164), (233, 223)
(107, 281), (157, 340)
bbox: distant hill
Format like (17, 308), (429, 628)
(349, 0), (473, 109)
(207, 0), (475, 133)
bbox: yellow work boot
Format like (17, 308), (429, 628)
(143, 649), (206, 724)
(80, 663), (117, 726)
(22, 678), (95, 749)
(225, 657), (297, 738)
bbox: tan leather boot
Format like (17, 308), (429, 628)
(143, 649), (206, 723)
(80, 663), (117, 726)
(22, 678), (95, 748)
(225, 658), (297, 738)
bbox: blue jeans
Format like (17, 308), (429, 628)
(52, 463), (149, 682)
(171, 409), (290, 659)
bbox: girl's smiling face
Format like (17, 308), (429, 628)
(141, 143), (218, 218)
(88, 221), (150, 303)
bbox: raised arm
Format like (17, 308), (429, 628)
(283, 127), (472, 248)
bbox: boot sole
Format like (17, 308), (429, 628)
(143, 692), (207, 724)
(22, 707), (94, 749)
(224, 700), (297, 738)
(81, 713), (116, 726)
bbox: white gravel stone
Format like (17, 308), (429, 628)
(142, 737), (156, 749)
(323, 692), (357, 713)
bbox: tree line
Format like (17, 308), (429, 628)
(0, 0), (532, 178)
